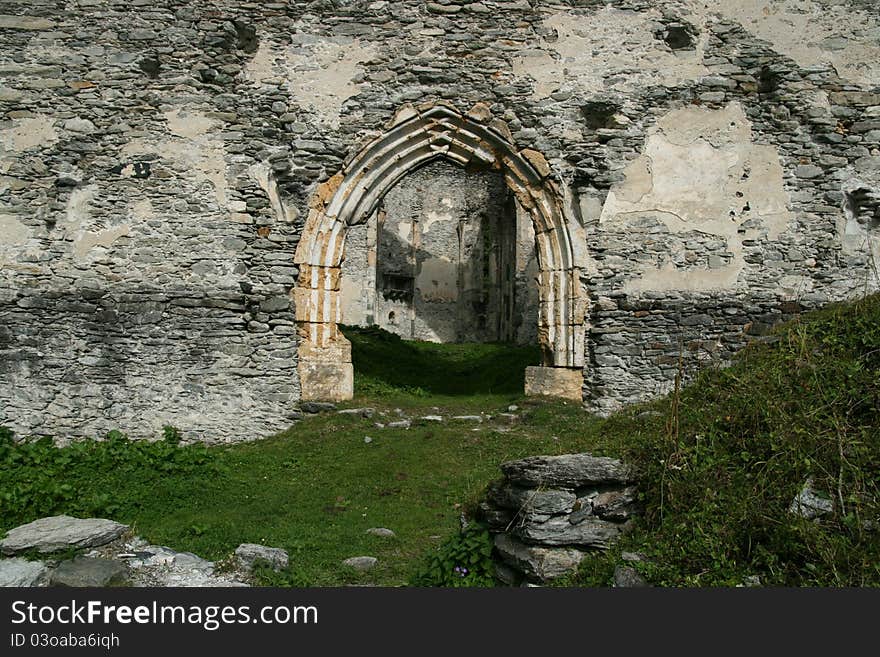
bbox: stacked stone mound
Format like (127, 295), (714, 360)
(479, 454), (639, 585)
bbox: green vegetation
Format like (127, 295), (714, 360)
(1, 296), (878, 586)
(342, 324), (541, 401)
(562, 293), (880, 586)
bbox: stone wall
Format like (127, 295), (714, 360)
(1, 0), (878, 440)
(479, 453), (639, 585)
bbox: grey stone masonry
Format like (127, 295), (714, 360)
(481, 452), (640, 584)
(1, 1), (878, 440)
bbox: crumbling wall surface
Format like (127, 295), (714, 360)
(0, 0), (878, 439)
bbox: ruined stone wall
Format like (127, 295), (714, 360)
(340, 159), (538, 344)
(1, 0), (878, 440)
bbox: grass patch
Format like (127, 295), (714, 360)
(561, 293), (880, 587)
(342, 324), (541, 401)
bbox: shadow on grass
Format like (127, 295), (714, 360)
(341, 324), (541, 396)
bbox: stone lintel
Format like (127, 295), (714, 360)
(524, 366), (583, 401)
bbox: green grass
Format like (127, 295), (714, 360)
(559, 293), (880, 587)
(342, 324), (541, 403)
(2, 298), (878, 587)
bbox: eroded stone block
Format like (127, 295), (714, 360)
(524, 366), (583, 401)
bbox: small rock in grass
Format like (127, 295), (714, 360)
(337, 407), (375, 418)
(387, 419), (411, 429)
(613, 565), (648, 587)
(508, 405), (519, 412)
(235, 544), (289, 572)
(364, 436), (373, 444)
(421, 415), (443, 422)
(366, 528), (395, 538)
(343, 556), (377, 571)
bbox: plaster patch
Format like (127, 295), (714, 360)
(64, 185), (98, 235)
(0, 214), (30, 260)
(165, 108), (219, 139)
(514, 7), (708, 98)
(423, 209), (452, 234)
(396, 219), (415, 244)
(685, 0), (880, 86)
(73, 224), (131, 261)
(129, 199), (153, 221)
(0, 115), (58, 152)
(417, 256), (457, 303)
(245, 37), (375, 127)
(599, 102), (794, 293)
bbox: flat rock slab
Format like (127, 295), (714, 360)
(0, 516), (129, 555)
(49, 557), (128, 587)
(494, 534), (585, 582)
(0, 558), (49, 587)
(501, 454), (635, 488)
(235, 543), (289, 572)
(514, 516), (626, 548)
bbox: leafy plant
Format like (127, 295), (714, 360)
(410, 526), (496, 587)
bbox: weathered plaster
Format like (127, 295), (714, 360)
(0, 214), (29, 261)
(0, 115), (58, 153)
(689, 0), (880, 86)
(121, 109), (228, 208)
(514, 7), (708, 99)
(600, 103), (793, 293)
(245, 36), (375, 127)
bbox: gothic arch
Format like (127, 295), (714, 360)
(293, 101), (587, 401)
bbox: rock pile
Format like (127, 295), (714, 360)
(0, 515), (289, 588)
(479, 453), (639, 585)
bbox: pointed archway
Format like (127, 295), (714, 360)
(293, 101), (588, 401)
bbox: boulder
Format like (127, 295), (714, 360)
(789, 479), (834, 520)
(501, 454), (635, 489)
(591, 486), (640, 521)
(235, 543), (289, 572)
(613, 564), (648, 587)
(0, 558), (49, 587)
(49, 557), (128, 587)
(0, 516), (129, 555)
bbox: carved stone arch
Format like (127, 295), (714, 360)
(293, 102), (587, 401)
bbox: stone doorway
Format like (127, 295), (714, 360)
(293, 102), (588, 402)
